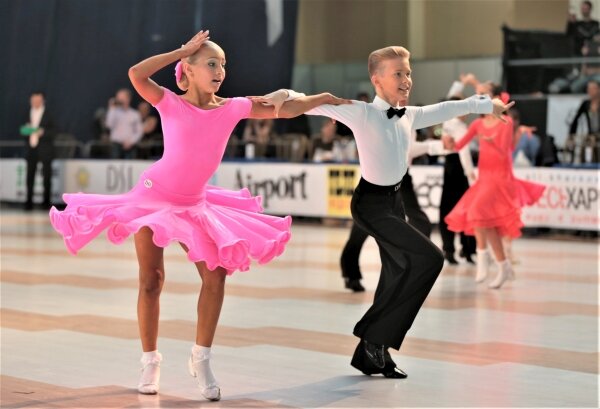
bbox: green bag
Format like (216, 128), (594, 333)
(20, 125), (38, 136)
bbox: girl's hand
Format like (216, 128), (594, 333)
(179, 30), (210, 58)
(460, 73), (477, 86)
(491, 98), (515, 122)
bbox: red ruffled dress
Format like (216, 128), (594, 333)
(445, 116), (545, 238)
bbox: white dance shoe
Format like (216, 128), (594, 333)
(188, 354), (221, 401)
(138, 352), (162, 394)
(488, 260), (515, 289)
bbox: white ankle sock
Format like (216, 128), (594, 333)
(138, 350), (161, 394)
(475, 249), (489, 282)
(191, 345), (217, 389)
(142, 350), (161, 361)
(192, 344), (211, 359)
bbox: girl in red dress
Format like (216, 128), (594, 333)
(445, 85), (544, 289)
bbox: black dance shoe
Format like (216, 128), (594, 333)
(344, 278), (365, 292)
(362, 340), (385, 369)
(351, 342), (408, 378)
(382, 350), (407, 378)
(383, 367), (408, 378)
(444, 251), (458, 265)
(460, 249), (475, 264)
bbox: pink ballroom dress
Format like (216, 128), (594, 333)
(49, 87), (291, 273)
(444, 116), (545, 238)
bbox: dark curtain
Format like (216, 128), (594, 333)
(200, 0), (298, 97)
(0, 0), (298, 143)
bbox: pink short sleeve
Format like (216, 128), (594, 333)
(231, 97), (252, 119)
(153, 87), (177, 113)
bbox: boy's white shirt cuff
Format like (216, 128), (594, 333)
(285, 89), (306, 101)
(467, 94), (493, 114)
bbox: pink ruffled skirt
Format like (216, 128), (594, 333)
(49, 172), (292, 274)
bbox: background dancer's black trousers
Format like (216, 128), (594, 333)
(350, 178), (444, 350)
(341, 171), (432, 281)
(439, 153), (476, 256)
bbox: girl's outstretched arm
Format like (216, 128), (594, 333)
(248, 90), (351, 119)
(128, 30), (210, 105)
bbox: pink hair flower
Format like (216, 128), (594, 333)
(175, 61), (183, 82)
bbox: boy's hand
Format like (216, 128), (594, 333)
(441, 135), (455, 150)
(247, 89), (288, 117)
(491, 98), (515, 122)
(321, 93), (352, 106)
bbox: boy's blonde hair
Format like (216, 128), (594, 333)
(368, 46), (410, 76)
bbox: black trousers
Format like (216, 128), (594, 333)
(350, 178), (443, 350)
(340, 171), (432, 280)
(26, 147), (54, 206)
(438, 154), (476, 255)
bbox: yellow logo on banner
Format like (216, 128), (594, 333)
(327, 165), (360, 217)
(76, 168), (90, 189)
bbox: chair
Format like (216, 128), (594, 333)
(276, 133), (309, 162)
(53, 133), (79, 158)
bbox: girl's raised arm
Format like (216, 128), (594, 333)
(128, 30), (210, 105)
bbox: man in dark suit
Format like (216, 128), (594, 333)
(22, 91), (55, 210)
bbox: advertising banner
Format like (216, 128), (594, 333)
(515, 168), (599, 230)
(1, 160), (597, 230)
(215, 162), (326, 216)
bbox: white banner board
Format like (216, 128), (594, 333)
(1, 159), (598, 230)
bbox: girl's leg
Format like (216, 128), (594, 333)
(502, 236), (516, 263)
(474, 227), (491, 283)
(134, 226), (165, 395)
(474, 227), (487, 250)
(194, 261), (227, 347)
(180, 243), (225, 401)
(135, 227), (165, 351)
(485, 227), (506, 262)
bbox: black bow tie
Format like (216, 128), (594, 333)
(386, 107), (406, 119)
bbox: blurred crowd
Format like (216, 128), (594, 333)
(19, 80), (600, 168)
(34, 88), (365, 164)
(549, 1), (600, 94)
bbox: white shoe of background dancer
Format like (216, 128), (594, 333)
(188, 348), (221, 401)
(138, 351), (162, 394)
(475, 249), (491, 283)
(489, 259), (515, 289)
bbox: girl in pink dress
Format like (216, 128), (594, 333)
(444, 86), (544, 289)
(49, 30), (349, 400)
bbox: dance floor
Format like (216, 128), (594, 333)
(1, 209), (598, 408)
